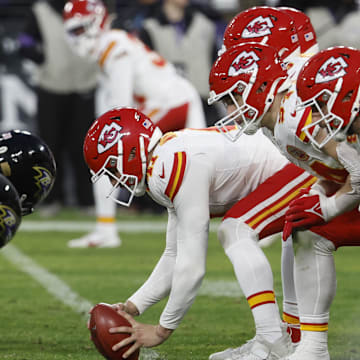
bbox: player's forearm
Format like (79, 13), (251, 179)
(321, 190), (360, 220)
(319, 141), (360, 219)
(336, 141), (360, 196)
(159, 251), (206, 329)
(127, 252), (176, 314)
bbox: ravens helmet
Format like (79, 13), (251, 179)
(0, 173), (21, 248)
(0, 130), (56, 215)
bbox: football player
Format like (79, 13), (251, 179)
(209, 7), (319, 359)
(208, 43), (360, 360)
(215, 6), (318, 142)
(81, 107), (321, 359)
(63, 0), (206, 248)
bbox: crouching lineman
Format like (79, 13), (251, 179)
(209, 8), (320, 360)
(63, 0), (206, 248)
(208, 42), (360, 360)
(82, 107), (322, 359)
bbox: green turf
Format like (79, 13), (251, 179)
(0, 210), (359, 359)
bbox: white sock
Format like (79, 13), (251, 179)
(220, 218), (282, 343)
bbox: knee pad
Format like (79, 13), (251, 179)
(218, 218), (258, 252)
(294, 230), (335, 256)
(313, 235), (336, 256)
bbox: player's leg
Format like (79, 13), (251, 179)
(67, 176), (121, 248)
(281, 231), (336, 360)
(209, 164), (316, 360)
(213, 218), (292, 360)
(282, 236), (301, 345)
(282, 208), (360, 360)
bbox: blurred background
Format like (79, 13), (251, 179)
(0, 0), (359, 215)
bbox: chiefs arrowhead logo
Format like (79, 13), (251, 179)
(315, 56), (348, 83)
(241, 16), (274, 38)
(229, 50), (259, 76)
(97, 122), (124, 154)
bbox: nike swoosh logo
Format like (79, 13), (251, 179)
(159, 163), (165, 179)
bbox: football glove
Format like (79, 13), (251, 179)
(282, 188), (337, 240)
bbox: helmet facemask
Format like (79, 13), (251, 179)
(90, 135), (148, 207)
(297, 77), (360, 148)
(65, 15), (102, 59)
(211, 80), (259, 141)
(64, 0), (108, 60)
(211, 72), (284, 142)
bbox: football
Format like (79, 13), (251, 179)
(89, 303), (140, 360)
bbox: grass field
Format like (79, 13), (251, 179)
(0, 209), (360, 360)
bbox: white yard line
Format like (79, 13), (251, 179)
(19, 220), (220, 233)
(199, 279), (242, 298)
(1, 222), (243, 359)
(1, 244), (94, 315)
(0, 244), (165, 359)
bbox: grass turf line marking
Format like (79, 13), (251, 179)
(1, 244), (93, 316)
(0, 244), (165, 360)
(19, 220), (220, 233)
(18, 221), (245, 299)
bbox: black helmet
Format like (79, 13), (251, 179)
(0, 130), (56, 215)
(0, 173), (21, 248)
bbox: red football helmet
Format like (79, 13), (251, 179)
(222, 6), (300, 63)
(279, 7), (318, 54)
(296, 46), (360, 148)
(83, 107), (163, 206)
(63, 0), (109, 58)
(208, 42), (288, 141)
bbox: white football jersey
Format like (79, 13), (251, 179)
(128, 127), (289, 329)
(95, 30), (204, 128)
(273, 84), (349, 184)
(147, 128), (288, 215)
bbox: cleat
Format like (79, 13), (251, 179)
(67, 231), (122, 248)
(209, 332), (293, 360)
(209, 337), (256, 360)
(279, 339), (330, 360)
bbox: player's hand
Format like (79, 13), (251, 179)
(283, 188), (327, 237)
(109, 310), (173, 358)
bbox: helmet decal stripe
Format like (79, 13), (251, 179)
(296, 107), (312, 142)
(165, 152), (187, 201)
